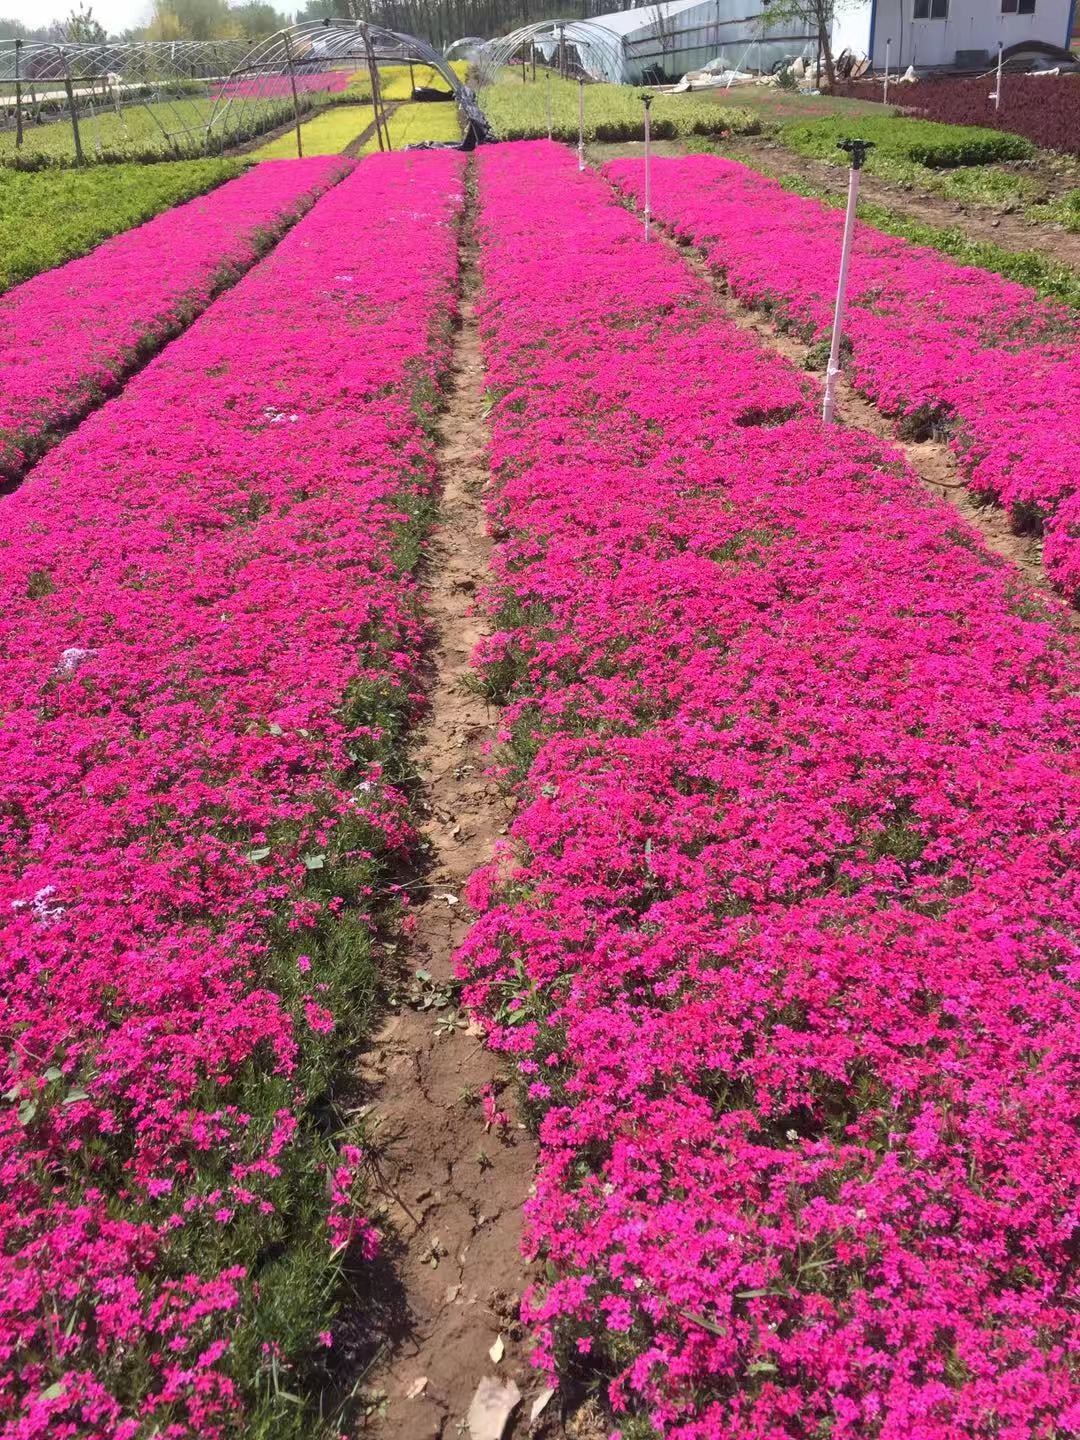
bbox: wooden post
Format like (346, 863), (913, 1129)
(362, 27), (389, 152)
(282, 30), (303, 158)
(531, 44), (537, 82)
(14, 38), (23, 149)
(408, 59), (414, 93)
(61, 58), (85, 166)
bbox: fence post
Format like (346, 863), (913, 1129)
(61, 54), (85, 166)
(642, 92), (652, 241)
(577, 76), (585, 171)
(282, 30), (303, 158)
(822, 138), (872, 427)
(546, 67), (552, 140)
(14, 38), (23, 149)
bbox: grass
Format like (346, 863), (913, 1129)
(690, 85), (890, 122)
(1026, 188), (1080, 232)
(253, 105), (374, 160)
(0, 157), (244, 291)
(481, 72), (762, 143)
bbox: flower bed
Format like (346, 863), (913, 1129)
(462, 139), (1080, 1439)
(0, 149), (464, 1439)
(837, 73), (1080, 157)
(604, 153), (1080, 600)
(0, 155), (350, 485)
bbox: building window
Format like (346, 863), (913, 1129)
(1001, 0), (1036, 13)
(914, 0), (949, 17)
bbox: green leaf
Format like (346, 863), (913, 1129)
(62, 1089), (90, 1106)
(18, 1098), (38, 1126)
(42, 1066), (63, 1083)
(39, 1382), (66, 1402)
(302, 853), (326, 871)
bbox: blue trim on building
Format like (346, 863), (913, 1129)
(867, 0), (879, 70)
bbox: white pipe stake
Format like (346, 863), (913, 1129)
(993, 42), (1003, 111)
(643, 95), (652, 241)
(822, 155), (865, 427)
(578, 77), (585, 170)
(883, 38), (890, 106)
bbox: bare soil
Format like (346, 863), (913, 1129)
(348, 179), (553, 1439)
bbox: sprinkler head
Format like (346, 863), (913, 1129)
(837, 137), (874, 169)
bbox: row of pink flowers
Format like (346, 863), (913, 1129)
(0, 156), (352, 485)
(604, 154), (1080, 601)
(0, 150), (464, 1437)
(459, 141), (1080, 1439)
(210, 71), (355, 101)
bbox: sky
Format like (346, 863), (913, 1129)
(5, 0), (155, 35)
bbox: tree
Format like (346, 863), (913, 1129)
(758, 0), (858, 91)
(65, 3), (107, 42)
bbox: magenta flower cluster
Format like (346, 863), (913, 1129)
(459, 141), (1080, 1439)
(604, 155), (1080, 599)
(0, 156), (351, 485)
(0, 150), (464, 1437)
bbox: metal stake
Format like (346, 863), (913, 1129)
(883, 37), (891, 106)
(642, 93), (653, 241)
(546, 69), (552, 139)
(577, 76), (585, 171)
(283, 30), (303, 158)
(822, 138), (872, 427)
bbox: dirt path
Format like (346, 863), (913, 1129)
(349, 170), (547, 1440)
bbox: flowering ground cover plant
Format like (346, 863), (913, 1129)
(0, 155), (350, 485)
(0, 149), (465, 1438)
(461, 139), (1080, 1439)
(604, 154), (1080, 602)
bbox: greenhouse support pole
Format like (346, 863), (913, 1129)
(363, 26), (388, 152)
(822, 139), (872, 427)
(61, 59), (85, 167)
(532, 44), (537, 81)
(642, 93), (652, 242)
(14, 39), (22, 149)
(882, 38), (890, 106)
(577, 77), (585, 171)
(283, 31), (304, 158)
(546, 69), (552, 140)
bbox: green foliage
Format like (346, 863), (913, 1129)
(0, 157), (243, 291)
(481, 74), (762, 144)
(780, 114), (1034, 169)
(1026, 187), (1080, 233)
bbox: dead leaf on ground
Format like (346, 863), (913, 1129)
(467, 1376), (521, 1440)
(405, 1376), (428, 1400)
(530, 1387), (555, 1423)
(488, 1334), (504, 1364)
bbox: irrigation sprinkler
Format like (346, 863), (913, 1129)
(990, 42), (1003, 112)
(822, 137), (873, 427)
(642, 92), (653, 241)
(546, 68), (552, 140)
(882, 38), (891, 106)
(577, 76), (585, 171)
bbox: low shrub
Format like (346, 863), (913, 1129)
(780, 113), (1033, 168)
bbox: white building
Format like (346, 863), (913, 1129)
(831, 0), (1077, 71)
(588, 0), (819, 82)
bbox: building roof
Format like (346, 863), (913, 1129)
(588, 0), (719, 38)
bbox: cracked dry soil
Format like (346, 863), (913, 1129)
(351, 190), (552, 1440)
